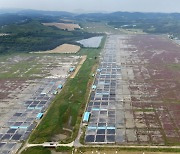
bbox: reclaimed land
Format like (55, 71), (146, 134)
(28, 36), (106, 144)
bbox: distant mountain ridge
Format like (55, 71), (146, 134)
(1, 9), (180, 19)
(0, 9), (74, 16)
(18, 9), (73, 17)
(76, 11), (180, 21)
(0, 9), (74, 26)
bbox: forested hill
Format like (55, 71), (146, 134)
(0, 14), (30, 26)
(1, 10), (180, 54)
(0, 13), (95, 54)
(76, 12), (180, 38)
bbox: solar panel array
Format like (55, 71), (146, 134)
(85, 36), (126, 144)
(0, 78), (65, 153)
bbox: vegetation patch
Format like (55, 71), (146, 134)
(55, 146), (73, 152)
(21, 147), (51, 154)
(167, 63), (180, 71)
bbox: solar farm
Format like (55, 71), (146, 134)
(0, 33), (180, 153)
(84, 35), (180, 145)
(0, 54), (80, 153)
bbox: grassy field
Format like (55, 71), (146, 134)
(119, 28), (146, 34)
(80, 22), (146, 35)
(21, 147), (51, 154)
(167, 63), (180, 71)
(21, 146), (73, 154)
(80, 151), (180, 154)
(80, 22), (124, 34)
(28, 37), (106, 144)
(0, 53), (50, 79)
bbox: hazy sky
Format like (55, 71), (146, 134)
(0, 0), (180, 13)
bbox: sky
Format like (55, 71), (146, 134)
(0, 0), (180, 13)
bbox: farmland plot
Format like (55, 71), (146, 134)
(43, 22), (80, 31)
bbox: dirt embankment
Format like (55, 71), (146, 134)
(32, 44), (81, 54)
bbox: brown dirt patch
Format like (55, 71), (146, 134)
(33, 44), (80, 54)
(43, 22), (80, 31)
(51, 134), (67, 142)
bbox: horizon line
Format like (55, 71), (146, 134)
(1, 7), (180, 14)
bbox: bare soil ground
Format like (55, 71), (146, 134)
(33, 44), (80, 54)
(128, 34), (180, 145)
(51, 134), (67, 142)
(43, 23), (80, 31)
